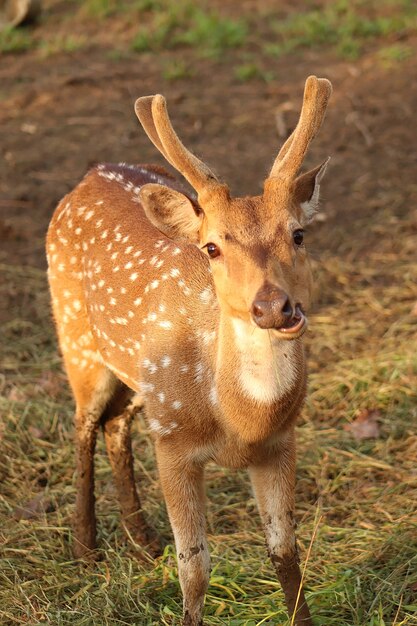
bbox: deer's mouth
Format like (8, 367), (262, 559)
(273, 305), (307, 339)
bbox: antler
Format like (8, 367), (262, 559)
(269, 76), (332, 181)
(135, 95), (220, 196)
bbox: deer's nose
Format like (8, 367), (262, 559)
(251, 286), (293, 329)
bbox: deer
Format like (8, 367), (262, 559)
(46, 75), (332, 626)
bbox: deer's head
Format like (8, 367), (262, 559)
(135, 76), (332, 339)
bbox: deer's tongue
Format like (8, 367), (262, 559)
(280, 306), (305, 333)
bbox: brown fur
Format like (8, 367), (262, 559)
(47, 77), (332, 626)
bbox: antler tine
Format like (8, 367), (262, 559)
(269, 76), (332, 181)
(151, 95), (220, 194)
(135, 95), (220, 195)
(135, 96), (173, 166)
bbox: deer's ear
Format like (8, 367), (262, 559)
(139, 184), (203, 242)
(293, 157), (330, 225)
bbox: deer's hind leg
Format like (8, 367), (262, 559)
(64, 358), (119, 559)
(102, 388), (160, 556)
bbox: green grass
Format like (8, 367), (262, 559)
(174, 9), (247, 59)
(162, 59), (194, 81)
(378, 43), (414, 66)
(234, 62), (274, 83)
(0, 26), (34, 54)
(76, 0), (164, 19)
(2, 0), (415, 73)
(38, 34), (86, 57)
(131, 3), (247, 59)
(264, 0), (417, 60)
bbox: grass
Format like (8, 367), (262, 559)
(131, 3), (247, 59)
(264, 0), (417, 60)
(76, 0), (164, 19)
(162, 59), (194, 81)
(234, 62), (275, 83)
(1, 1), (417, 622)
(0, 26), (34, 54)
(2, 0), (415, 78)
(0, 197), (416, 625)
(377, 43), (413, 66)
(38, 34), (86, 57)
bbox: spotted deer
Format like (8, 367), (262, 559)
(47, 75), (332, 626)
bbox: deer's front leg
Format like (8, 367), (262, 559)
(156, 441), (209, 626)
(249, 431), (313, 626)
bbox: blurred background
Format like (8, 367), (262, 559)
(0, 1), (416, 624)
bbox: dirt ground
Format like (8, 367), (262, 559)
(1, 3), (416, 279)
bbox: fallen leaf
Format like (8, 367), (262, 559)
(411, 301), (417, 316)
(14, 494), (54, 520)
(344, 408), (381, 440)
(28, 426), (48, 440)
(7, 386), (27, 402)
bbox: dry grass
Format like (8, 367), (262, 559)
(1, 199), (416, 626)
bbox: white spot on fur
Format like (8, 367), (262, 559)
(201, 330), (216, 345)
(139, 381), (154, 394)
(143, 358), (158, 374)
(199, 287), (212, 304)
(209, 385), (218, 406)
(161, 355), (171, 368)
(148, 418), (178, 436)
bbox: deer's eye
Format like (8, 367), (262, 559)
(204, 243), (221, 259)
(293, 229), (304, 246)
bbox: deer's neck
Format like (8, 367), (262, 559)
(209, 310), (304, 442)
